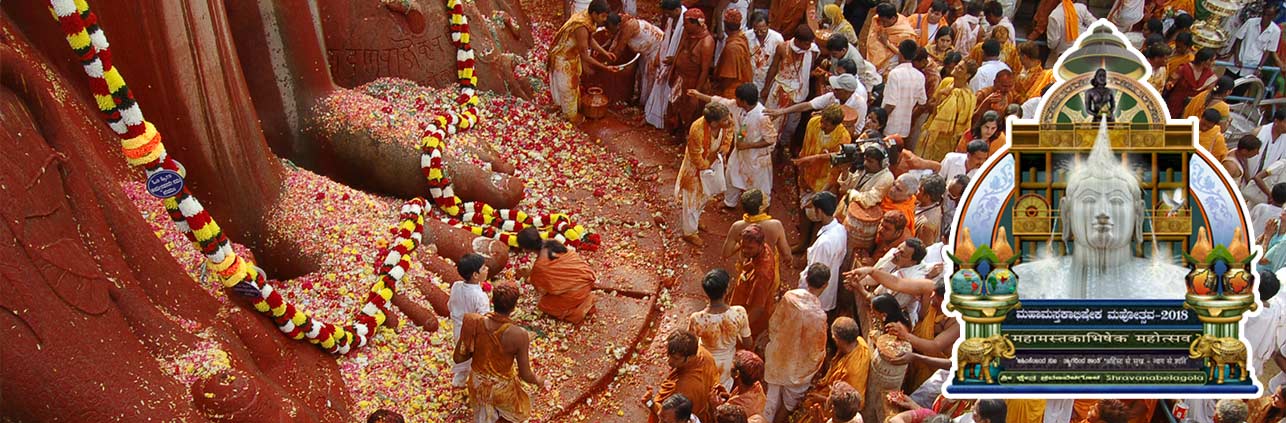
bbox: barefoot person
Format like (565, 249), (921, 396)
(448, 253), (492, 387)
(722, 189), (792, 268)
(518, 229), (597, 325)
(548, 0), (617, 122)
(688, 269), (752, 389)
(714, 9), (754, 97)
(453, 282), (547, 423)
(688, 84), (778, 206)
(676, 102), (735, 246)
(644, 330), (723, 423)
(763, 263), (830, 422)
(727, 224), (782, 339)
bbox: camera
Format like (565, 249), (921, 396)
(830, 137), (885, 168)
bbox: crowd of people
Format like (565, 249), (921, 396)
(543, 0), (1286, 422)
(381, 0), (1286, 421)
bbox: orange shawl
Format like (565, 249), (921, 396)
(728, 383), (767, 419)
(729, 241), (780, 337)
(881, 195), (917, 234)
(716, 32), (754, 97)
(1061, 0), (1079, 42)
(1017, 67), (1054, 101)
(864, 15), (918, 71)
(794, 340), (874, 423)
(528, 250), (597, 324)
(652, 347), (722, 423)
(909, 13), (948, 46)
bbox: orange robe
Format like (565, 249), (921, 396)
(728, 241), (780, 337)
(676, 117), (734, 200)
(548, 12), (596, 120)
(716, 31), (754, 97)
(1030, 0), (1062, 40)
(1248, 395), (1285, 422)
(671, 30), (716, 130)
(881, 195), (917, 235)
(1016, 66), (1054, 101)
(728, 382), (768, 420)
(652, 347), (722, 423)
(797, 115), (852, 193)
(528, 250), (597, 324)
(796, 339), (875, 423)
(864, 15), (918, 72)
(768, 0), (807, 36)
(458, 313), (532, 422)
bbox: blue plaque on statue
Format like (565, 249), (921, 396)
(146, 169), (184, 198)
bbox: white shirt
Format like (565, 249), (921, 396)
(810, 90), (869, 134)
(1234, 18), (1281, 75)
(1021, 96), (1041, 119)
(1046, 2), (1095, 61)
(970, 60), (1011, 92)
(1251, 124), (1286, 176)
(939, 152), (979, 183)
(800, 219), (848, 311)
(1252, 203), (1283, 238)
(883, 62), (928, 138)
(448, 281), (491, 340)
(924, 242), (947, 265)
(747, 29), (784, 91)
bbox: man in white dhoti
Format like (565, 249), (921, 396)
(1013, 121), (1188, 299)
(645, 0), (687, 129)
(761, 25), (819, 148)
(688, 84), (779, 208)
(745, 11), (783, 92)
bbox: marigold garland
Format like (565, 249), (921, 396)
(421, 0), (601, 251)
(50, 0), (425, 354)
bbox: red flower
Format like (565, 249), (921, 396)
(314, 192), (325, 201)
(482, 281), (493, 293)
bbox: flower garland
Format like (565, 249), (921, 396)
(50, 0), (425, 354)
(420, 0), (601, 251)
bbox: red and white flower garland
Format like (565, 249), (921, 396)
(421, 0), (601, 251)
(50, 0), (424, 354)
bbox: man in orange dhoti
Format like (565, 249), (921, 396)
(669, 9), (717, 132)
(727, 224), (780, 339)
(676, 102), (735, 246)
(644, 330), (723, 423)
(796, 317), (872, 423)
(714, 9), (754, 97)
(519, 231), (597, 324)
(548, 0), (616, 123)
(767, 0), (806, 36)
(864, 3), (918, 73)
(711, 350), (769, 420)
(454, 282), (547, 423)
